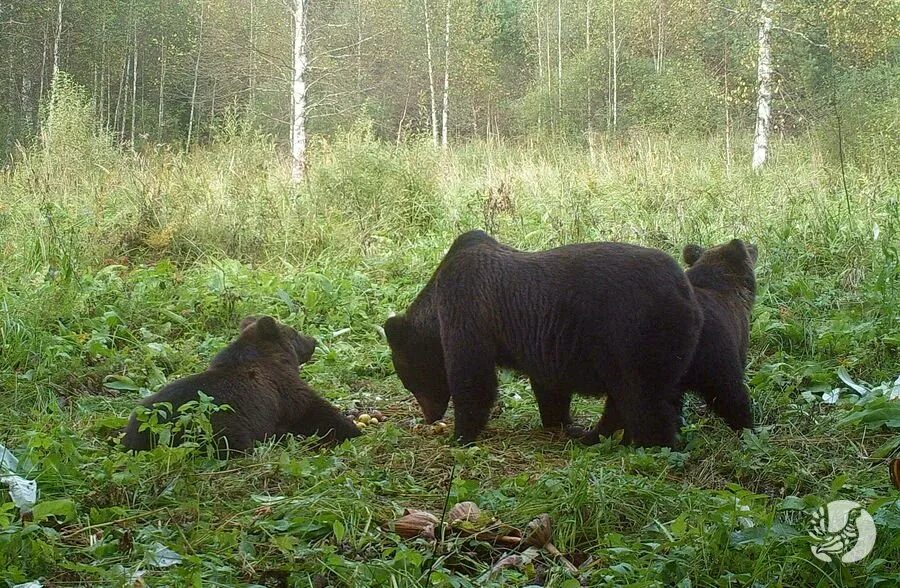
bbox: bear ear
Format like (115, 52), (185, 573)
(294, 333), (317, 364)
(254, 316), (280, 339)
(683, 244), (704, 266)
(724, 239), (752, 265)
(746, 243), (759, 266)
(384, 315), (409, 346)
(239, 316), (259, 331)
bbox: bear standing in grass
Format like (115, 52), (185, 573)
(678, 239), (758, 431)
(384, 230), (703, 448)
(122, 316), (360, 453)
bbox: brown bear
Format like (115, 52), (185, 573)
(122, 316), (360, 453)
(384, 230), (703, 448)
(679, 239), (758, 431)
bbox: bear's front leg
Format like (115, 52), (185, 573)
(286, 392), (362, 443)
(619, 385), (680, 448)
(443, 342), (498, 444)
(701, 379), (754, 431)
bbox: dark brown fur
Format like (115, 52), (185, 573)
(679, 239), (758, 430)
(121, 316), (360, 454)
(385, 230), (703, 448)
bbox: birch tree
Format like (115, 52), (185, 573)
(440, 0), (450, 149)
(608, 0), (618, 131)
(187, 1), (204, 149)
(423, 0), (438, 147)
(751, 0), (773, 170)
(556, 0), (562, 118)
(291, 0), (308, 183)
(51, 0), (62, 88)
(130, 0), (138, 147)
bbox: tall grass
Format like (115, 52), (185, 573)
(0, 87), (898, 586)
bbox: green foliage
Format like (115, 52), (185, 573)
(0, 125), (899, 585)
(133, 392), (233, 456)
(621, 59), (722, 135)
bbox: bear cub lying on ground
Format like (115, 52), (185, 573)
(678, 239), (758, 431)
(385, 230), (704, 448)
(122, 315), (360, 453)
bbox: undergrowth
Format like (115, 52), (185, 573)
(0, 99), (898, 586)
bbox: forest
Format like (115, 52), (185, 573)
(1, 0), (899, 586)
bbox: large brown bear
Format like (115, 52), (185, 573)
(122, 316), (360, 453)
(679, 239), (758, 431)
(384, 230), (703, 447)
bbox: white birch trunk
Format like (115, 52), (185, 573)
(114, 54), (126, 139)
(751, 0), (773, 170)
(51, 0), (62, 89)
(535, 1), (543, 127)
(187, 1), (205, 149)
(249, 0), (256, 109)
(535, 1), (542, 82)
(544, 10), (551, 126)
(291, 0), (308, 183)
(653, 1), (664, 74)
(586, 0), (593, 150)
(440, 0), (450, 149)
(119, 51), (129, 143)
(21, 60), (32, 131)
(130, 3), (137, 147)
(356, 0), (363, 94)
(39, 24), (48, 107)
(158, 38), (165, 136)
(556, 0), (562, 118)
(423, 0), (438, 147)
(724, 48), (732, 173)
(46, 0), (63, 143)
(611, 0), (617, 130)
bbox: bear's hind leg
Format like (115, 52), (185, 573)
(596, 394), (626, 439)
(577, 394), (626, 445)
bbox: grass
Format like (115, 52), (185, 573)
(0, 103), (899, 586)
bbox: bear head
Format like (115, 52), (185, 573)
(683, 239), (758, 305)
(384, 314), (450, 423)
(210, 315), (317, 370)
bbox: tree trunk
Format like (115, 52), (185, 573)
(187, 1), (205, 149)
(356, 0), (363, 95)
(535, 0), (542, 128)
(423, 0), (438, 147)
(210, 77), (217, 129)
(440, 0), (450, 149)
(46, 0), (64, 141)
(290, 0), (308, 183)
(654, 1), (664, 74)
(724, 48), (732, 173)
(114, 53), (126, 141)
(120, 48), (130, 144)
(751, 0), (773, 170)
(556, 0), (562, 119)
(21, 45), (33, 133)
(586, 0), (592, 144)
(611, 0), (618, 131)
(39, 23), (48, 108)
(249, 0), (256, 109)
(544, 10), (551, 128)
(131, 1), (138, 148)
(51, 0), (62, 89)
(158, 38), (166, 137)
